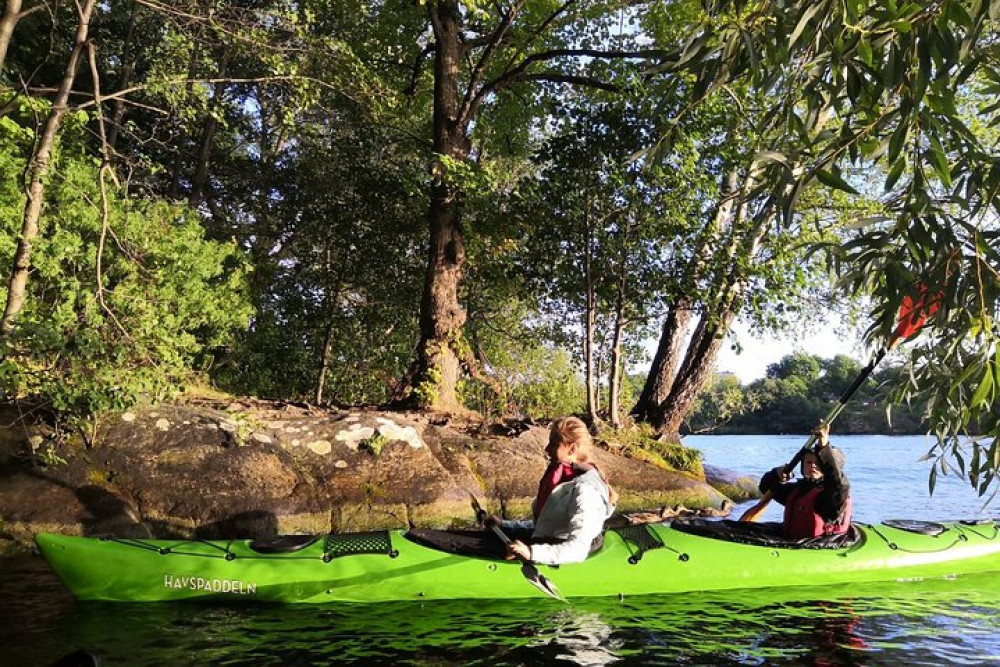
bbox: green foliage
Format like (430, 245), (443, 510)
(459, 342), (586, 420)
(609, 426), (704, 476)
(686, 353), (927, 435)
(413, 365), (443, 409)
(0, 103), (251, 415)
(651, 440), (704, 476)
(684, 373), (754, 434)
(658, 0), (1000, 494)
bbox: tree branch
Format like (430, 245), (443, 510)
(458, 1), (524, 127)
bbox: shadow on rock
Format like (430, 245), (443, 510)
(194, 510), (279, 540)
(75, 485), (151, 538)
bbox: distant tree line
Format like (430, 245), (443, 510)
(684, 352), (925, 436)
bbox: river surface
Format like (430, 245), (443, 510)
(2, 434), (999, 666)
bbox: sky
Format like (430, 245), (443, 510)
(714, 316), (868, 384)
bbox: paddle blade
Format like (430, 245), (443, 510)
(522, 563), (564, 601)
(893, 284), (942, 341)
(738, 491), (772, 523)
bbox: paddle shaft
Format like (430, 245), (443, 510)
(739, 345), (890, 522)
(468, 492), (564, 600)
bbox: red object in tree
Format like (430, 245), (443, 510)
(893, 284), (942, 341)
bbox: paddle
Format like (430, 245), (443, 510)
(468, 493), (564, 601)
(739, 287), (941, 522)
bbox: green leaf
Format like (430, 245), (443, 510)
(970, 366), (994, 407)
(888, 120), (909, 163)
(814, 167), (859, 194)
(754, 150), (791, 168)
(927, 144), (952, 188)
(994, 346), (1000, 391)
(789, 3), (824, 49)
(885, 157), (906, 191)
(857, 38), (874, 67)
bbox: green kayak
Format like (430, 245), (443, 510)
(35, 519), (1000, 603)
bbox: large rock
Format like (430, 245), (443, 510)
(704, 464), (760, 502)
(0, 402), (739, 553)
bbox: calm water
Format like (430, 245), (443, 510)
(2, 435), (998, 666)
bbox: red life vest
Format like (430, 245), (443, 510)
(783, 484), (852, 539)
(533, 462), (580, 521)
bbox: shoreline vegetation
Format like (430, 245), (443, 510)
(682, 352), (927, 437)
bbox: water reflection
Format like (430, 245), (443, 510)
(2, 555), (999, 666)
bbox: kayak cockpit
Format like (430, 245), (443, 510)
(248, 535), (321, 554)
(670, 518), (863, 550)
(404, 527), (610, 561)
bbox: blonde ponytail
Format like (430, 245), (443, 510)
(550, 416), (617, 506)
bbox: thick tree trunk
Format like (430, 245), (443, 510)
(655, 308), (737, 436)
(631, 166), (744, 429)
(2, 0), (96, 335)
(631, 303), (694, 421)
(414, 1), (468, 412)
(646, 164), (772, 439)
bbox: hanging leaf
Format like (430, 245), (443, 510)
(789, 3), (824, 49)
(970, 366), (994, 408)
(814, 167), (859, 194)
(927, 144), (952, 188)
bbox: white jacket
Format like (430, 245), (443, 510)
(504, 467), (615, 565)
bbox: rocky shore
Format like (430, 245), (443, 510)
(0, 401), (760, 554)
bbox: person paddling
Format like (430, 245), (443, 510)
(758, 423), (852, 539)
(490, 416), (617, 565)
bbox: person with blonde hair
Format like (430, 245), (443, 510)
(496, 416), (616, 565)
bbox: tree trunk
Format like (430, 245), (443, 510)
(107, 0), (138, 152)
(2, 0), (96, 335)
(608, 316), (626, 428)
(584, 192), (599, 423)
(631, 302), (694, 421)
(190, 51), (230, 208)
(608, 225), (631, 428)
(645, 164), (771, 439)
(631, 165), (745, 430)
(413, 0), (469, 412)
(655, 308), (737, 437)
(0, 0), (23, 75)
(316, 248), (346, 405)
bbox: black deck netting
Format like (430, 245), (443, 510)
(323, 531), (398, 560)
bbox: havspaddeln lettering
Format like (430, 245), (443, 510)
(163, 574), (258, 595)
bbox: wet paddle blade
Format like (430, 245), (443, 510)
(521, 563), (564, 601)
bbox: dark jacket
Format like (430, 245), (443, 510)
(759, 445), (851, 532)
